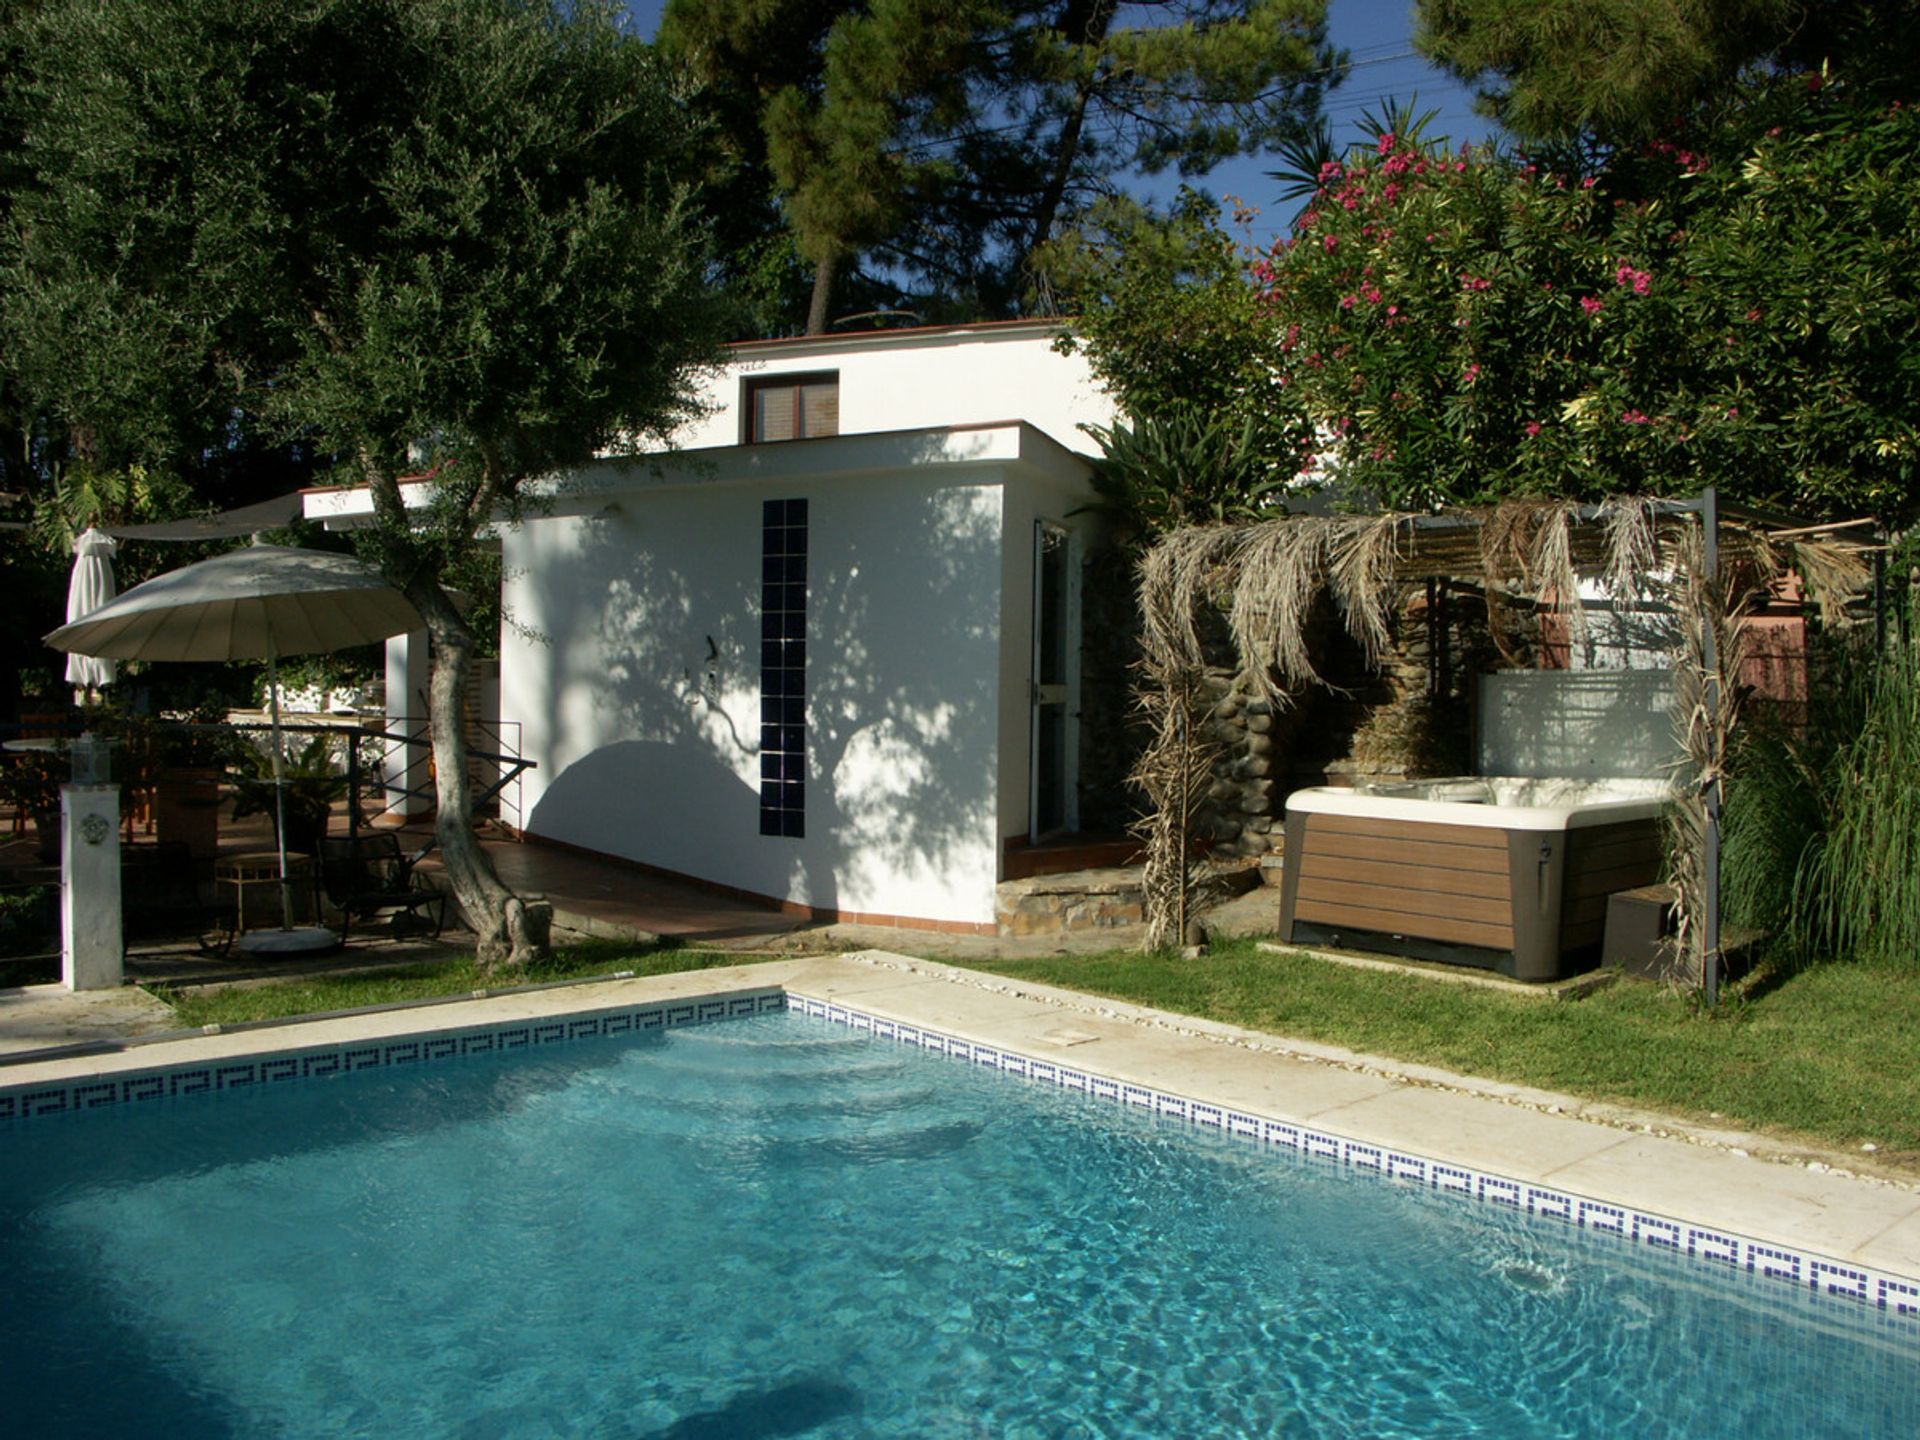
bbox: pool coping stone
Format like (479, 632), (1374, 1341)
(3, 950), (1917, 1305)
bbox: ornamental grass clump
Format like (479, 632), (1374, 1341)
(1793, 646), (1920, 973)
(1724, 638), (1920, 974)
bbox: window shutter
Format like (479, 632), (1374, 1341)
(801, 381), (839, 438)
(747, 372), (839, 443)
(754, 384), (797, 443)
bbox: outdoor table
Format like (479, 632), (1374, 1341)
(217, 849), (314, 935)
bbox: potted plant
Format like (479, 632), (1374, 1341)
(230, 733), (348, 857)
(126, 709), (235, 860)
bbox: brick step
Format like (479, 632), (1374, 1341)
(1002, 834), (1143, 880)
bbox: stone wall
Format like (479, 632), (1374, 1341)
(1075, 555), (1521, 859)
(1184, 582), (1512, 856)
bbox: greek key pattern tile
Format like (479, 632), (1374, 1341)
(0, 989), (788, 1125)
(783, 993), (1920, 1324)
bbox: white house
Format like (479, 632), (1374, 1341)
(325, 320), (1119, 933)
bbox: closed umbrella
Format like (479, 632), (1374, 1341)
(45, 542), (428, 953)
(64, 528), (119, 697)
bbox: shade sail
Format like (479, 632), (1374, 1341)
(44, 543), (426, 663)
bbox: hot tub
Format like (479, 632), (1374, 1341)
(1278, 776), (1671, 980)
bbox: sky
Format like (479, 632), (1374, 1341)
(620, 1), (1497, 250)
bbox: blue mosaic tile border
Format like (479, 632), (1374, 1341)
(0, 989), (788, 1123)
(785, 993), (1920, 1326)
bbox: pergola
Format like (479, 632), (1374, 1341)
(1132, 488), (1878, 998)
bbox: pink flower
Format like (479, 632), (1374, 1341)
(1386, 304), (1400, 318)
(1463, 363), (1482, 385)
(1340, 294), (1357, 310)
(1582, 176), (1598, 189)
(1460, 274), (1492, 292)
(1580, 296), (1605, 316)
(1323, 234), (1339, 251)
(1621, 409), (1651, 425)
(1361, 285), (1383, 304)
(1377, 132), (1397, 155)
(1745, 307), (1762, 322)
(1525, 421), (1543, 437)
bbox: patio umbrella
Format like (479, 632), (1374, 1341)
(64, 528), (119, 697)
(45, 542), (429, 953)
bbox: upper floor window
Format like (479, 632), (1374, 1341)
(746, 372), (839, 443)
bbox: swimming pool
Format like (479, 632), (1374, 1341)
(2, 1001), (1914, 1437)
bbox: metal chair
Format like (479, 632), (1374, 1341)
(318, 832), (446, 942)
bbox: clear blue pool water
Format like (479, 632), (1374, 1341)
(1, 1012), (1914, 1438)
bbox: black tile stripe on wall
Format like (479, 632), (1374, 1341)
(760, 497), (808, 837)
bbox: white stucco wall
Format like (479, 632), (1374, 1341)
(673, 321), (1116, 457)
(504, 462), (1022, 926)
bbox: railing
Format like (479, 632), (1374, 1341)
(2, 715), (532, 869)
(0, 875), (59, 986)
(349, 715), (529, 839)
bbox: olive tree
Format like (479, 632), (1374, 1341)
(6, 0), (726, 966)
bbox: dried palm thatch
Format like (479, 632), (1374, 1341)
(1138, 524), (1239, 683)
(1129, 662), (1220, 951)
(1664, 522), (1871, 984)
(1665, 519), (1753, 986)
(1600, 496), (1662, 603)
(1326, 513), (1414, 665)
(1132, 496), (1877, 953)
(1225, 518), (1337, 703)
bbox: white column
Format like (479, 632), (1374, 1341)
(60, 784), (123, 991)
(383, 627), (433, 820)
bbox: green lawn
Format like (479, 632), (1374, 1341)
(150, 940), (777, 1029)
(950, 941), (1920, 1171)
(148, 933), (1919, 1174)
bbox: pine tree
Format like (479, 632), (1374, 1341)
(663, 0), (1339, 332)
(1416, 0), (1920, 143)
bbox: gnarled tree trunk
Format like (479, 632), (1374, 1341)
(402, 572), (552, 973)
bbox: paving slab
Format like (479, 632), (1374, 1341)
(1540, 1134), (1920, 1265)
(0, 984), (177, 1057)
(1307, 1082), (1636, 1182)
